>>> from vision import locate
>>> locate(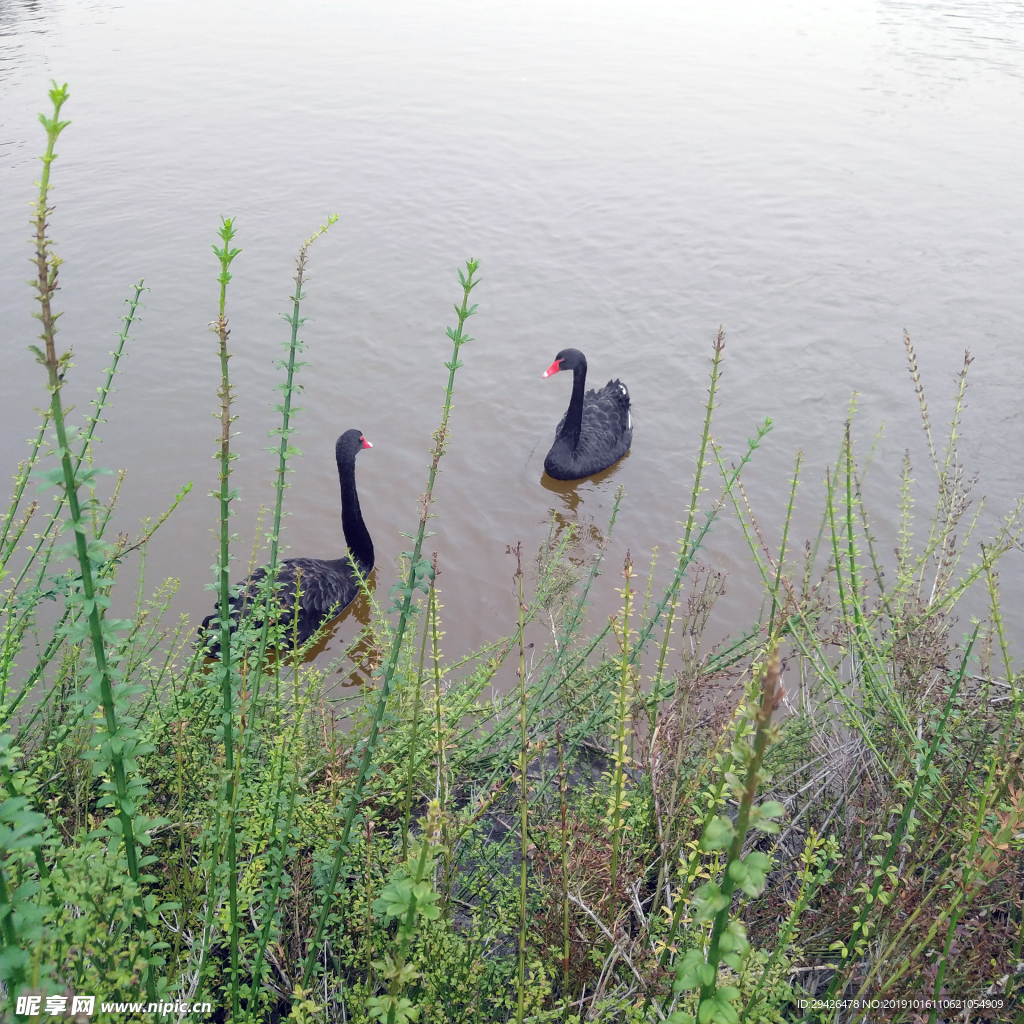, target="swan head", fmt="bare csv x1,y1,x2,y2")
543,348,586,378
336,429,373,463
